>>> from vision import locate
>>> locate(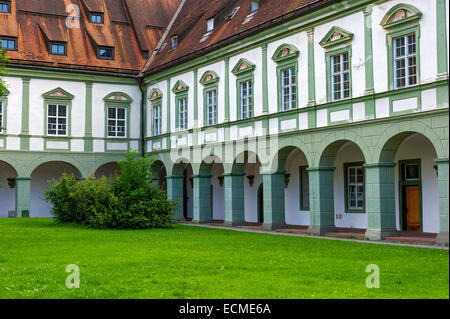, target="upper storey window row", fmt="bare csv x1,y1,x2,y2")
0,0,10,14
